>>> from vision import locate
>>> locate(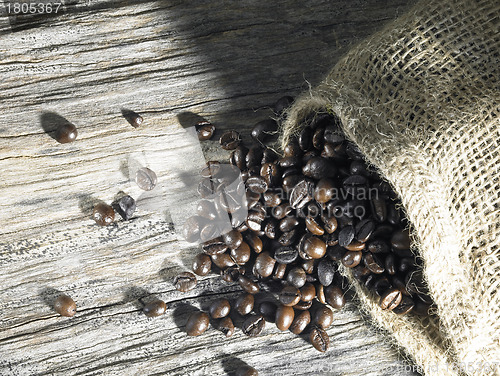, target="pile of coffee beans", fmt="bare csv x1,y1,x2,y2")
178,95,433,353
